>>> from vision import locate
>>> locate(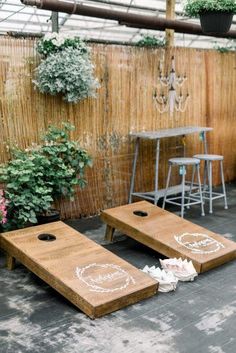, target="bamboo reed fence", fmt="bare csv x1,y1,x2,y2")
0,37,235,218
